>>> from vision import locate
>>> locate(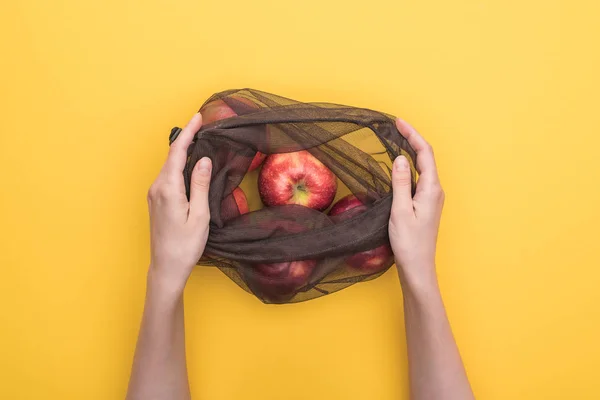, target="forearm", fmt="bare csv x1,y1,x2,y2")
127,271,190,400
401,269,474,400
